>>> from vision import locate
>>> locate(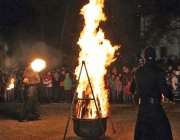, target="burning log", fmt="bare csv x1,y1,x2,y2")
74,91,104,119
